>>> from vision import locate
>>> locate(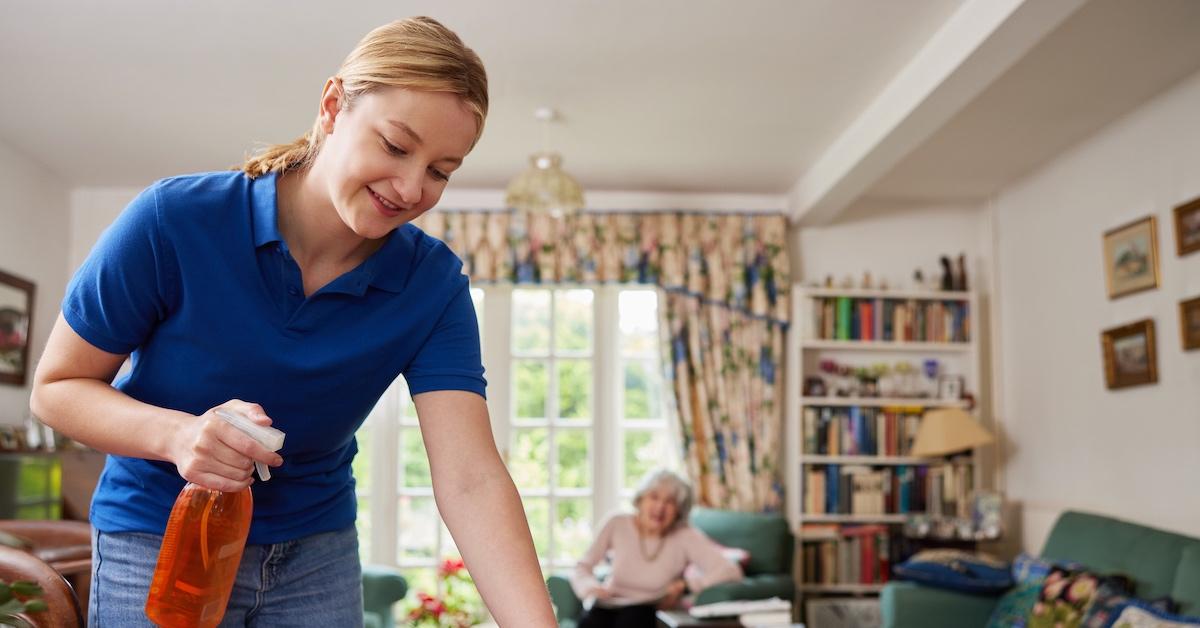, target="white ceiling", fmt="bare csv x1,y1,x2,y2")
866,0,1200,203
2,1,1198,220
0,0,963,193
